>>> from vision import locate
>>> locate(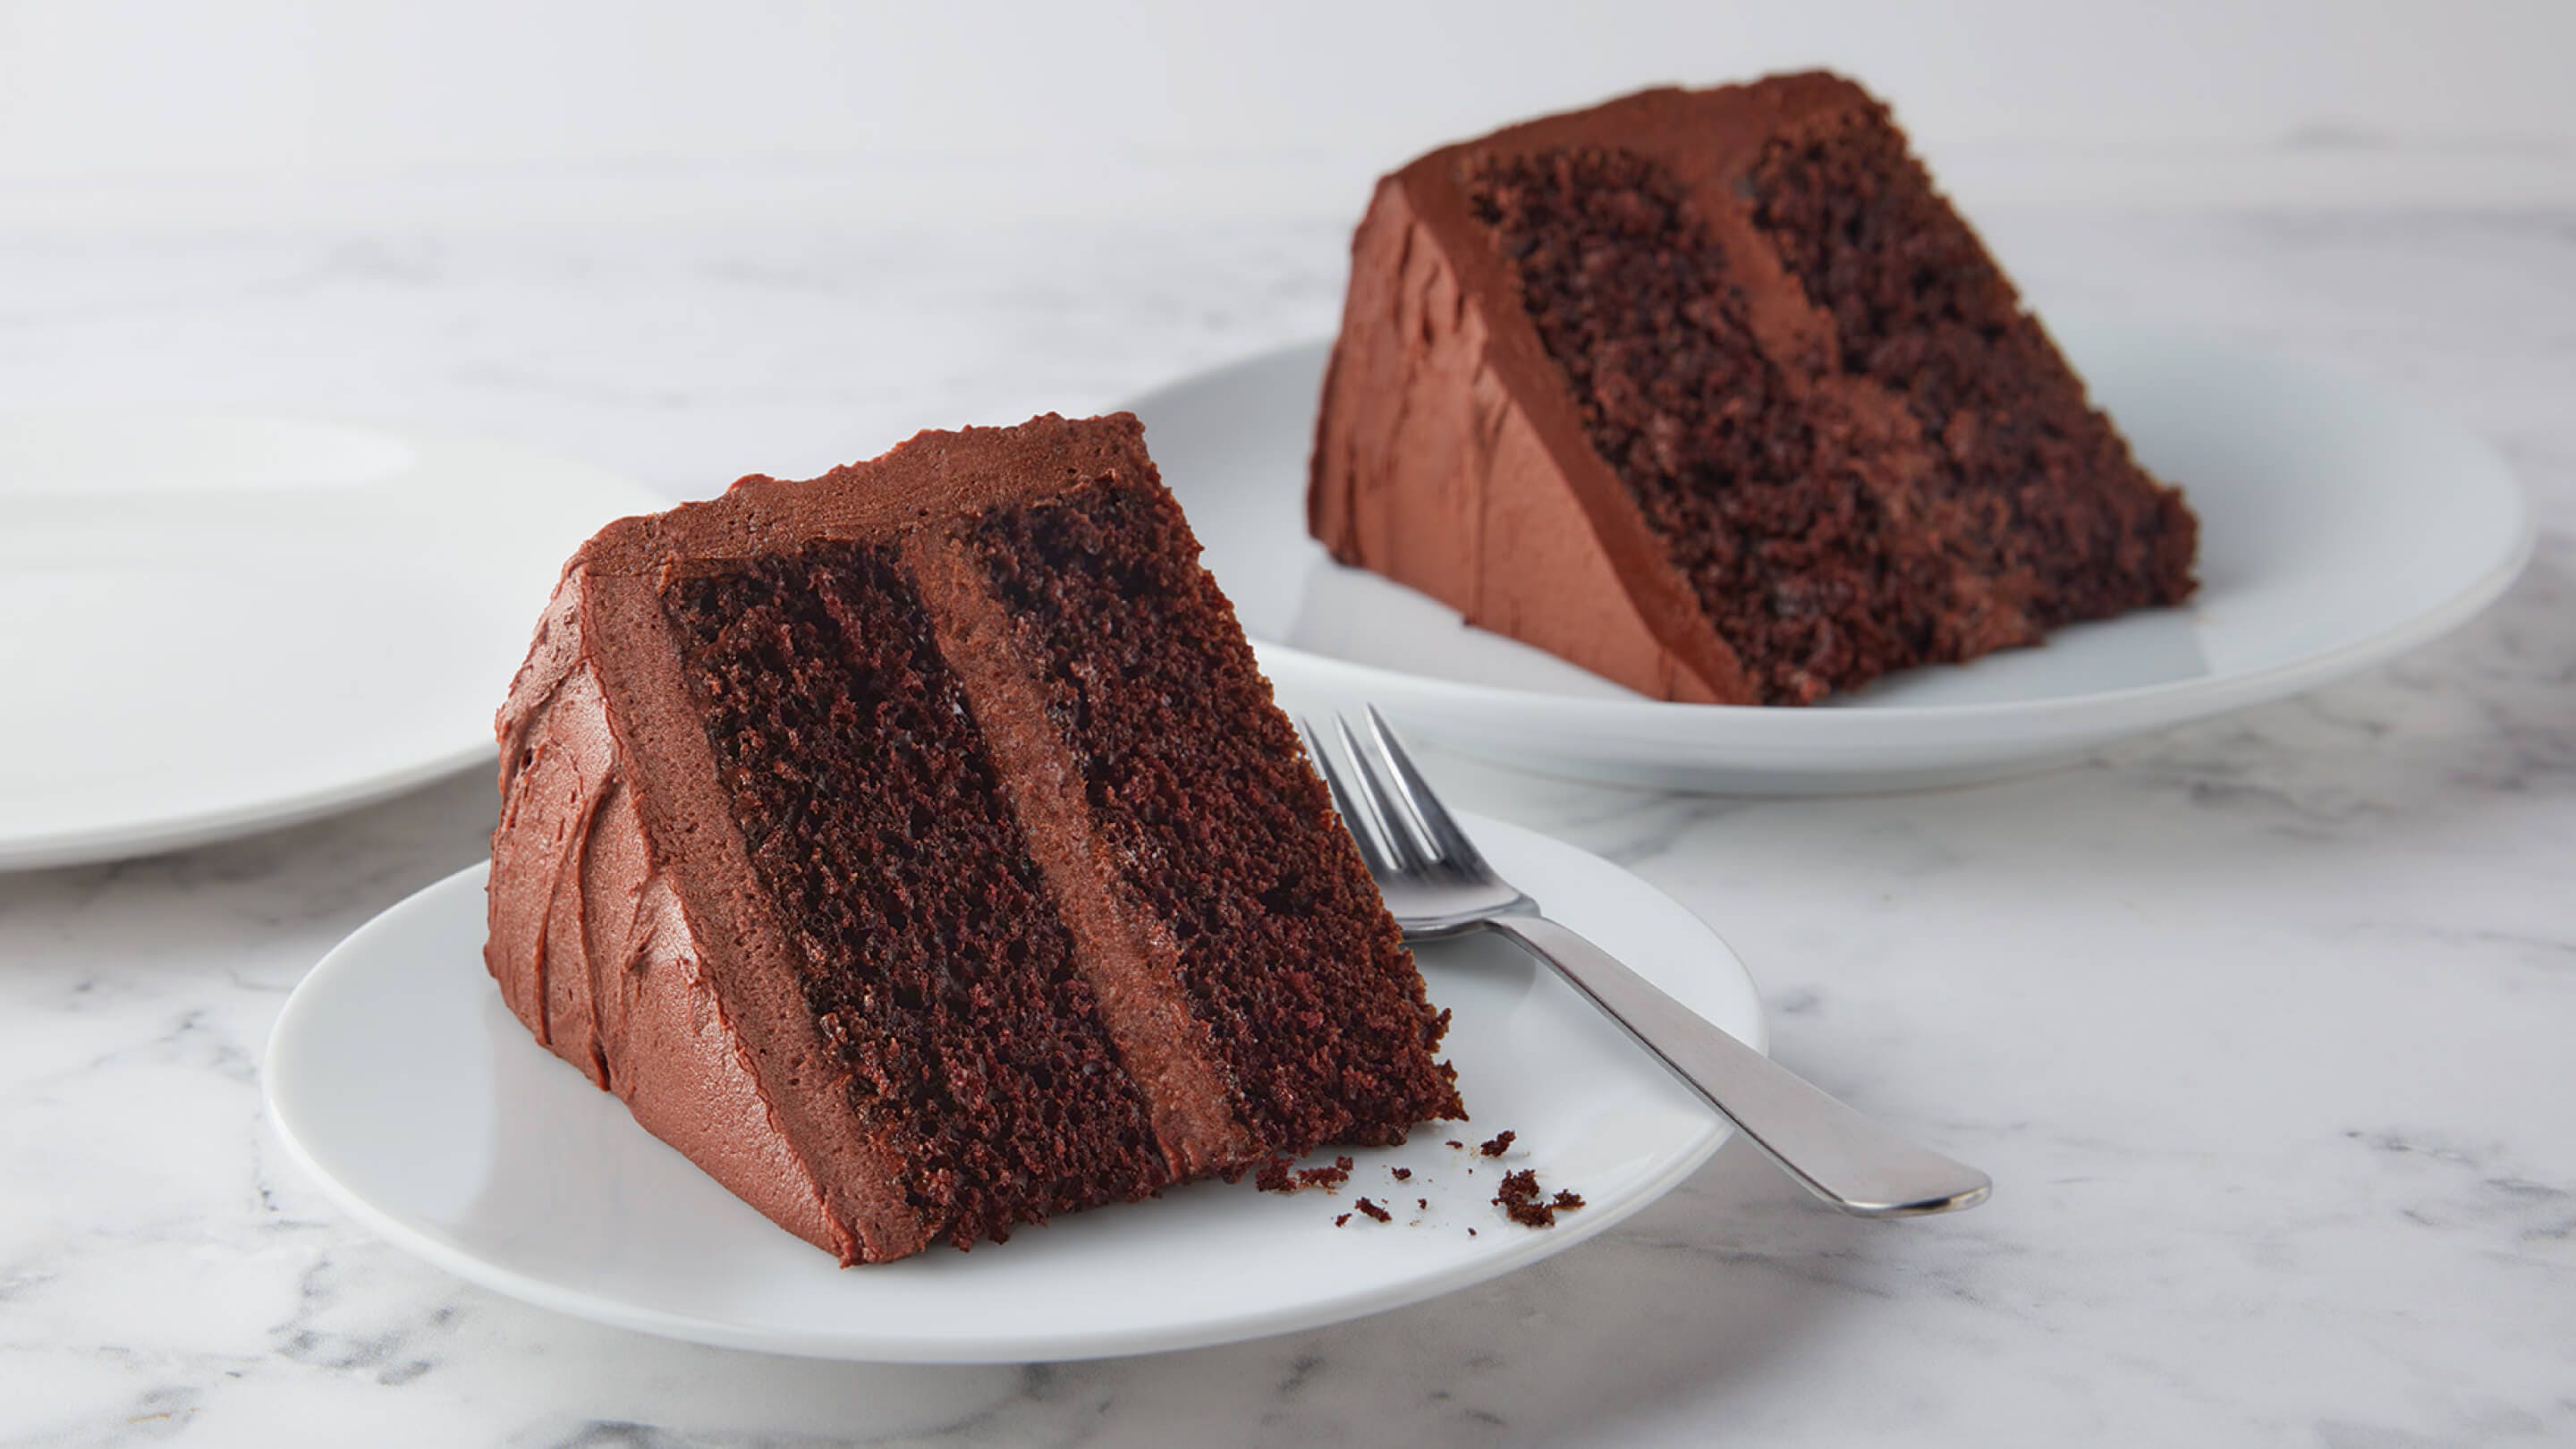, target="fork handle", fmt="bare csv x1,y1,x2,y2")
1488,915,1991,1217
